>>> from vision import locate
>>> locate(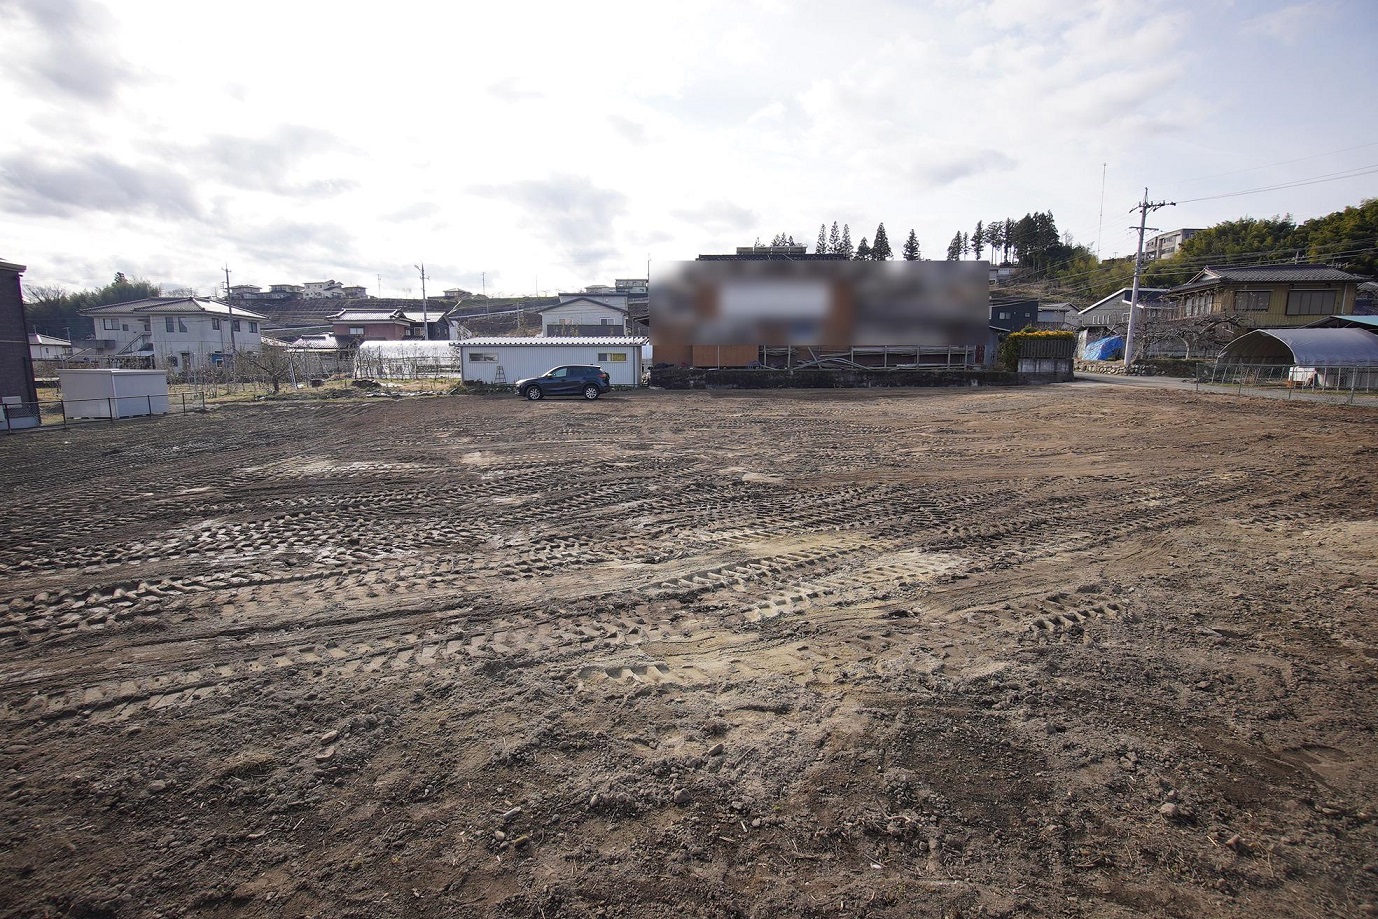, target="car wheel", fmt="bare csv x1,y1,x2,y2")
524,386,544,401
582,384,601,400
